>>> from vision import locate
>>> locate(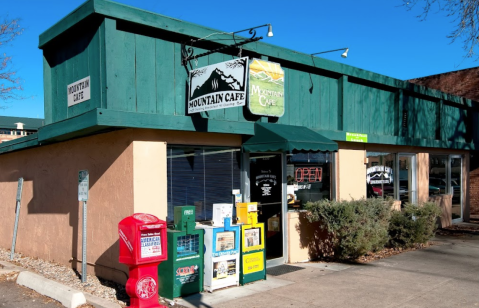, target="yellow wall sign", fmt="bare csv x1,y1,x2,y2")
242,251,264,274
248,59,284,117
